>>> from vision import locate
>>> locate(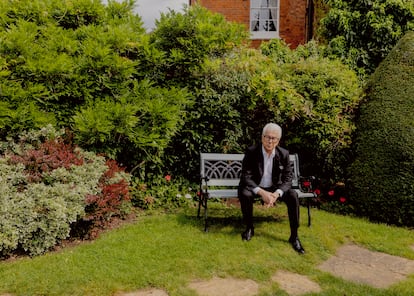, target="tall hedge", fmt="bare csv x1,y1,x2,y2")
348,31,414,226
